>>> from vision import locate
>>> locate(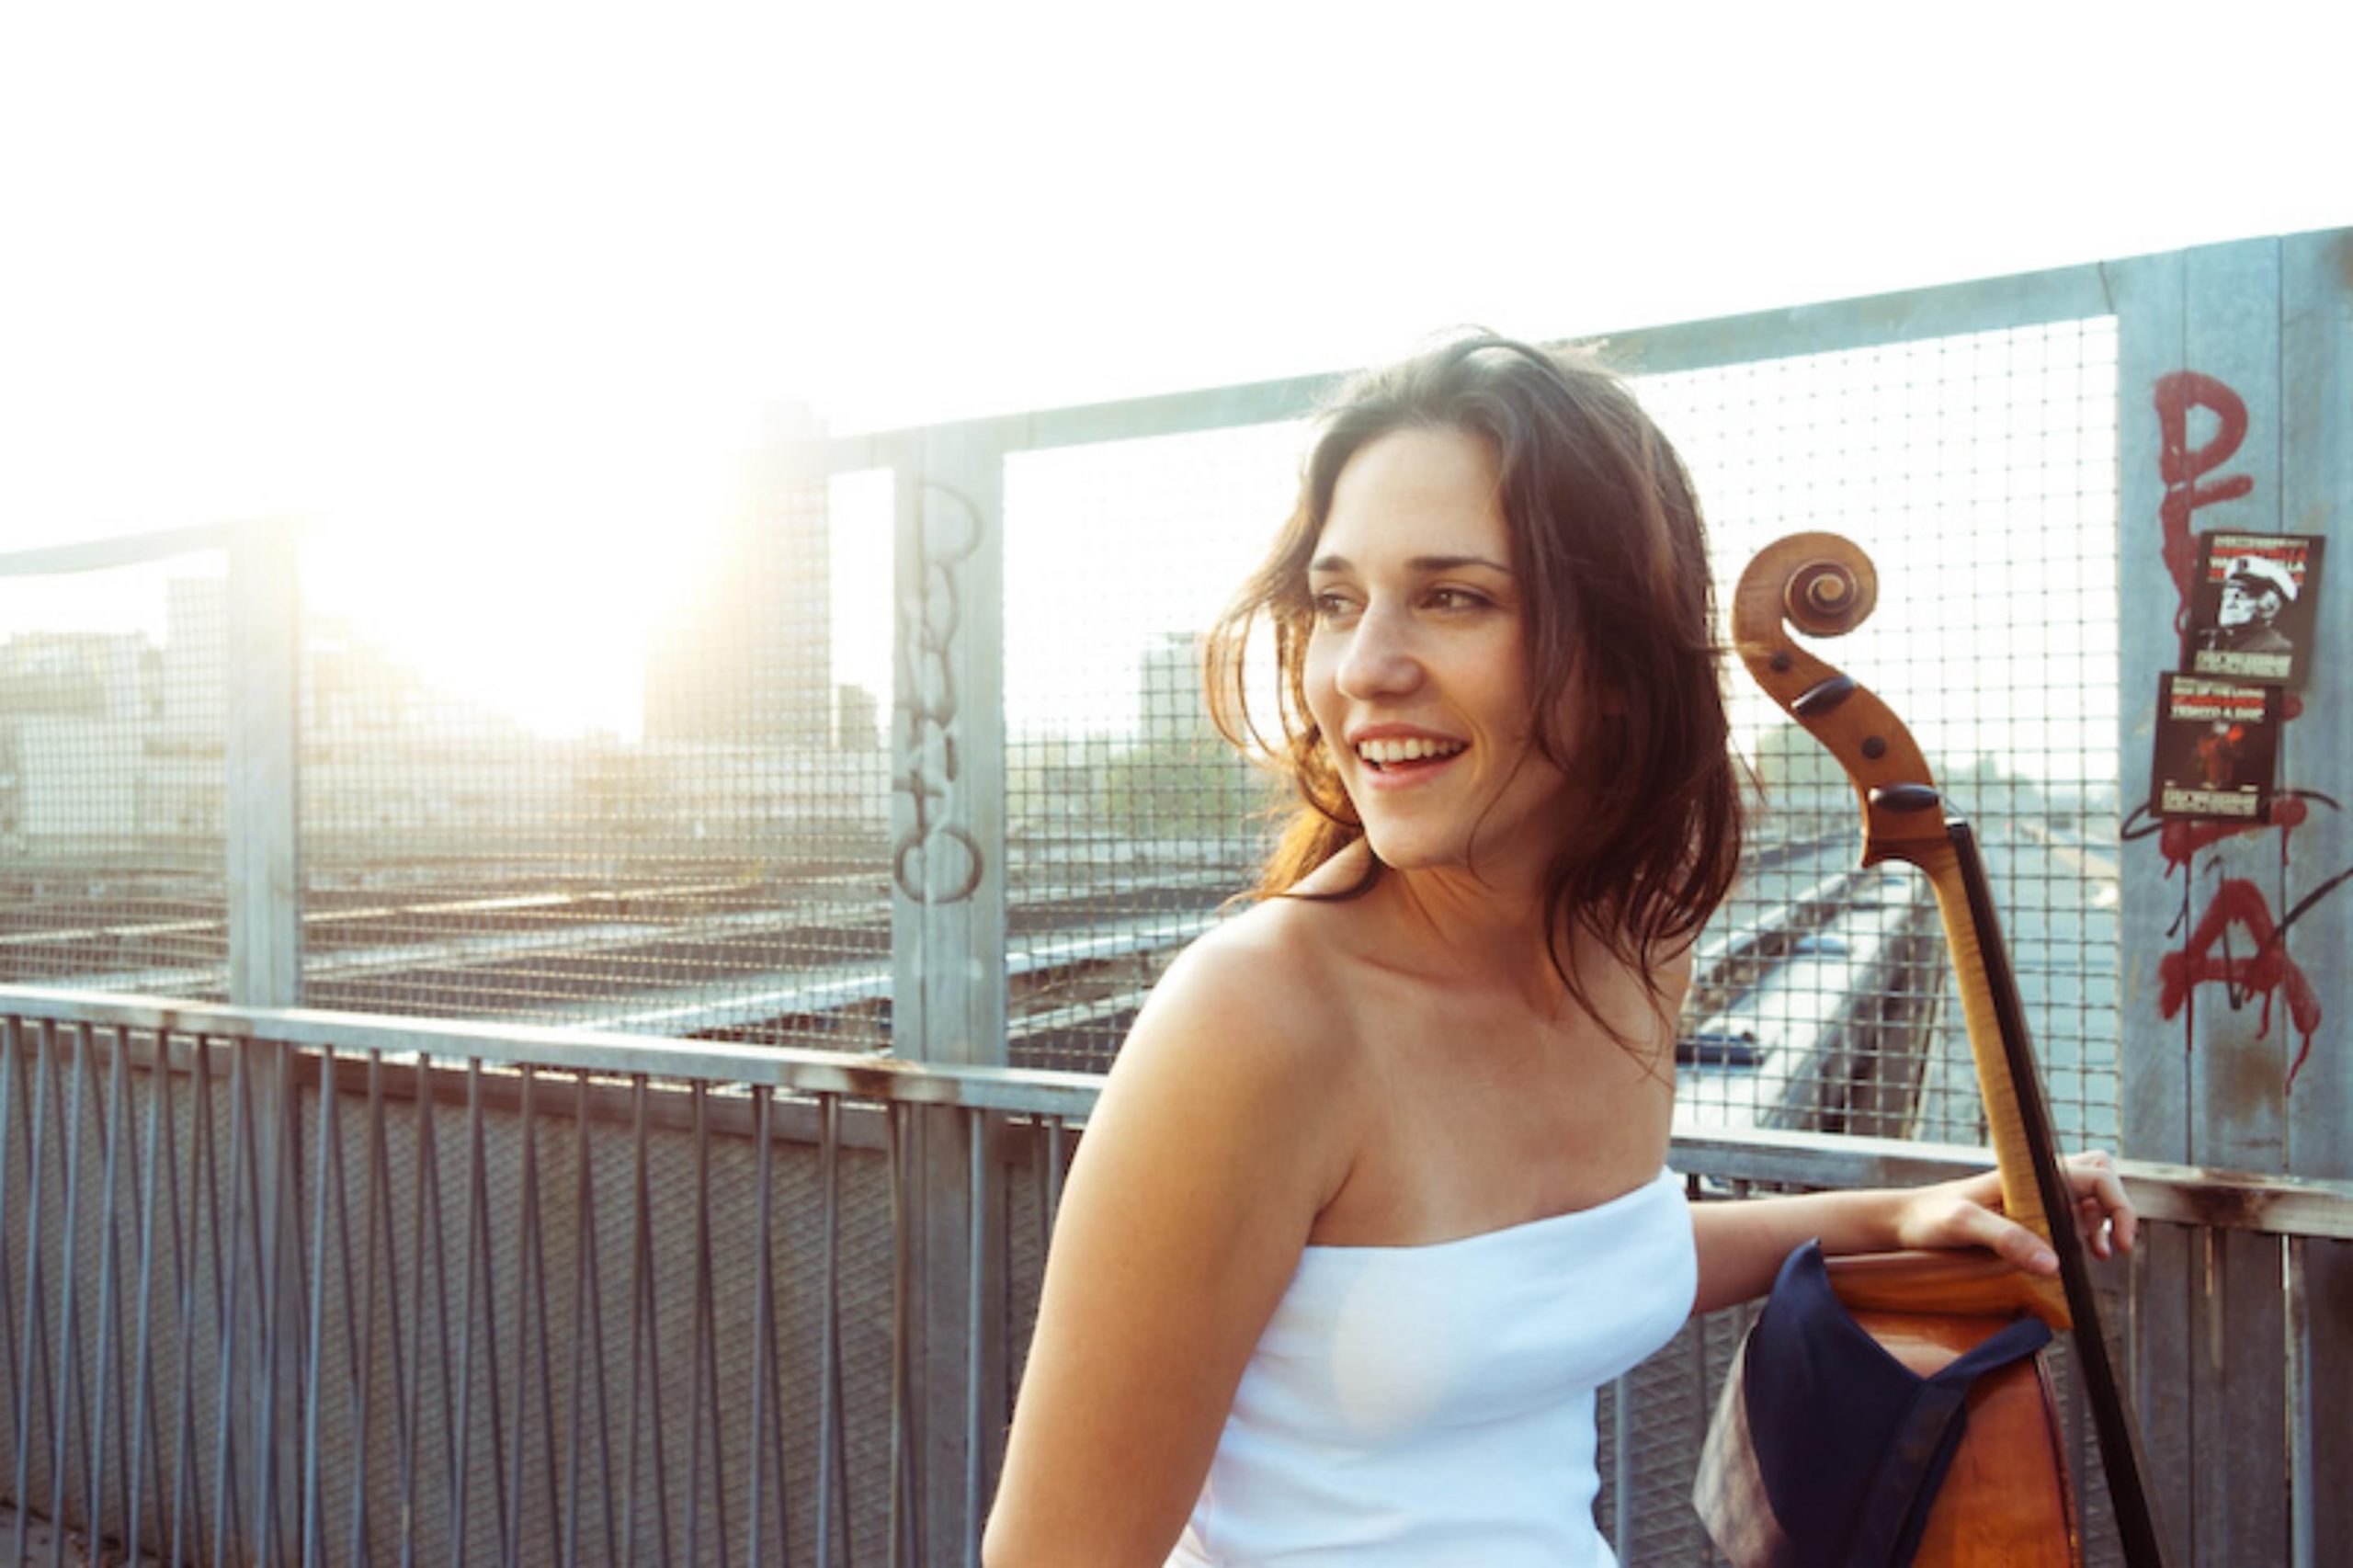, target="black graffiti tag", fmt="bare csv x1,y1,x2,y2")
893,483,985,905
